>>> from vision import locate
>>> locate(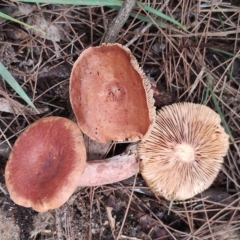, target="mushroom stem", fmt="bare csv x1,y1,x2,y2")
78,153,139,186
